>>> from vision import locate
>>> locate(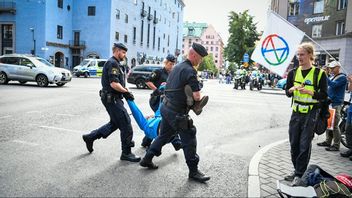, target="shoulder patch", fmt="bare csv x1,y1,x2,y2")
111,68,119,75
